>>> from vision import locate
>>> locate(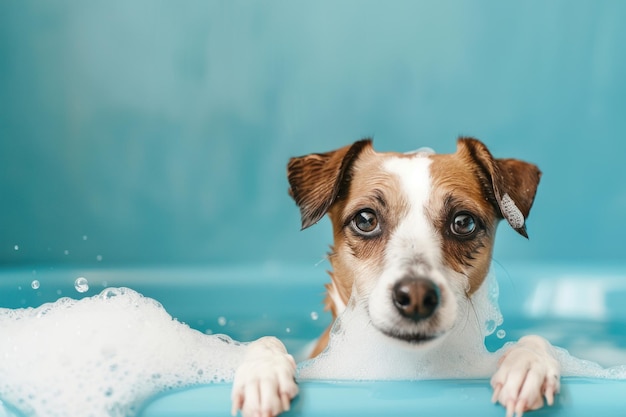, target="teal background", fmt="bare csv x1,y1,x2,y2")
1,1,625,267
